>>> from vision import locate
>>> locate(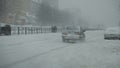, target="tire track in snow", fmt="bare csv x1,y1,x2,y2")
0,44,71,68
